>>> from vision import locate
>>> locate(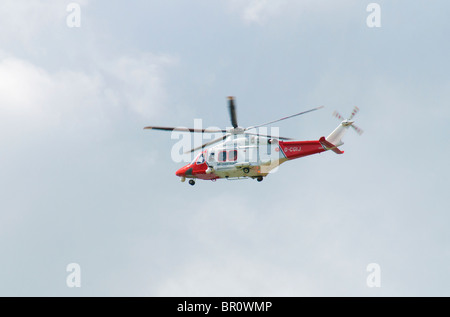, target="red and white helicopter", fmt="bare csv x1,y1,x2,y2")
145,97,362,185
